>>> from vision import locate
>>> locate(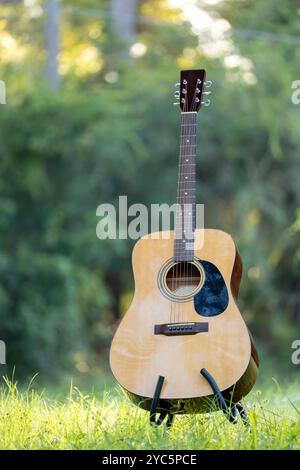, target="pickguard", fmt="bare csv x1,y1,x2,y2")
194,260,229,317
